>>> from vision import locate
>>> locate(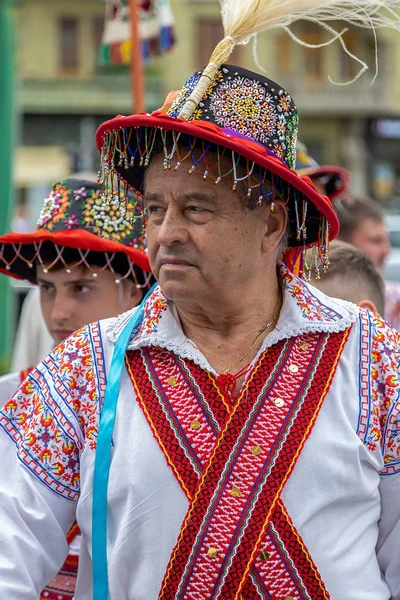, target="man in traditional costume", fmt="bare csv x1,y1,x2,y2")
1,0,400,597
0,178,152,600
